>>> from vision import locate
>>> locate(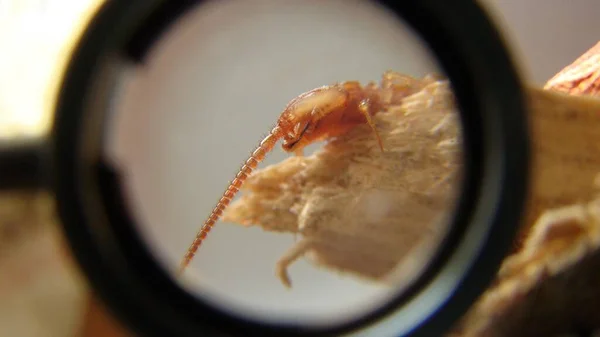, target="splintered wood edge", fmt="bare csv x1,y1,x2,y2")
544,41,600,96
449,197,600,337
